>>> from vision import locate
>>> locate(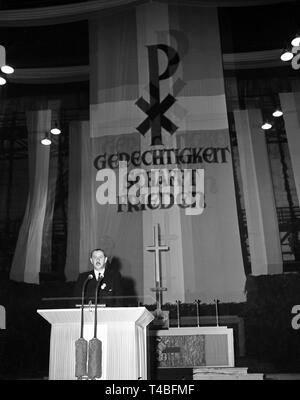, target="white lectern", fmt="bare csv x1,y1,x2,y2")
37,307,154,380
